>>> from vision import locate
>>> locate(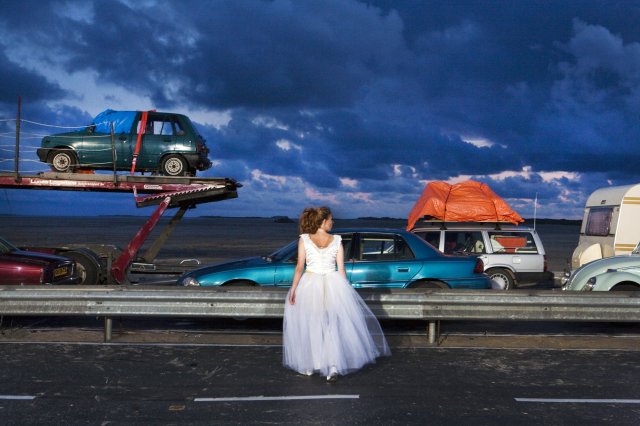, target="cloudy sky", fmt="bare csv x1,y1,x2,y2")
1,0,639,220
